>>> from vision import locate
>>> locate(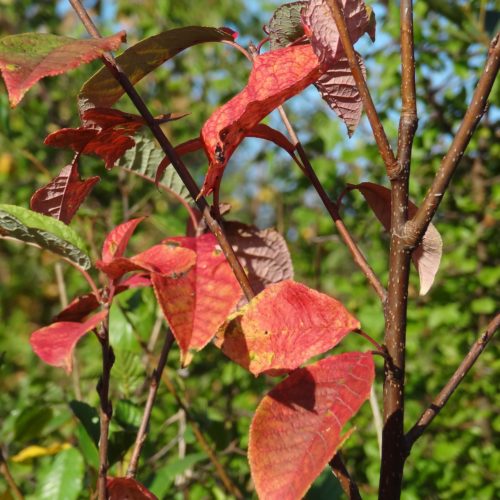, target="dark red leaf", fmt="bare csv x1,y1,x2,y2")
153,233,242,365
30,157,99,224
0,31,125,107
107,477,157,500
215,280,360,376
249,352,374,499
30,310,108,372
